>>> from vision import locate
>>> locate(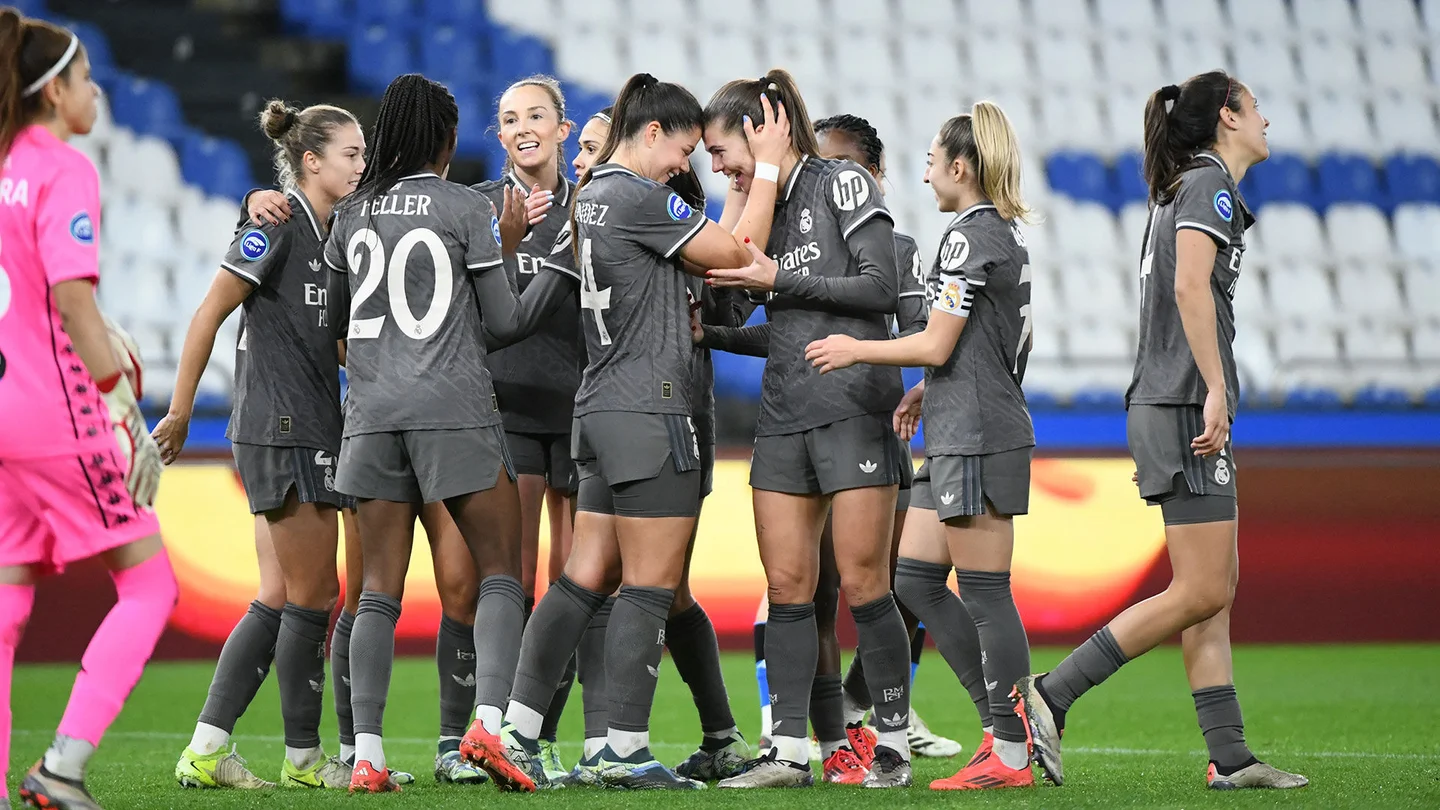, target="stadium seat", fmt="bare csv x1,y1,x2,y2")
762,0,825,30
1245,152,1315,209
1364,42,1431,94
421,0,489,30
695,30,766,91
1357,0,1428,42
1293,0,1358,40
1166,33,1230,80
1316,153,1386,210
621,32,695,83
111,136,184,205
1029,319,1064,363
353,0,418,31
1297,35,1366,94
711,351,765,399
966,36,1030,94
833,32,895,90
961,0,1030,33
1267,263,1338,324
1059,261,1133,322
1036,33,1098,92
1053,202,1123,262
419,26,487,94
1372,95,1440,158
631,0,693,31
487,30,553,85
347,25,415,95
1414,323,1440,359
107,77,186,142
555,0,625,33
1095,0,1159,35
1028,267,1064,327
555,36,627,93
1227,0,1292,40
1393,204,1440,265
1066,320,1134,362
1046,151,1112,207
1112,151,1146,205
766,34,832,97
1344,323,1410,362
899,31,964,94
1351,384,1413,408
1326,204,1395,268
1098,34,1165,97
1274,323,1343,369
1424,0,1440,32
1117,201,1150,253
1307,94,1377,157
898,0,961,30
1257,204,1328,264
289,0,350,38
179,135,253,201
832,0,889,30
1336,266,1405,323
1039,95,1112,155
1404,266,1440,320
1385,154,1440,208
1232,35,1300,101
1160,0,1224,34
